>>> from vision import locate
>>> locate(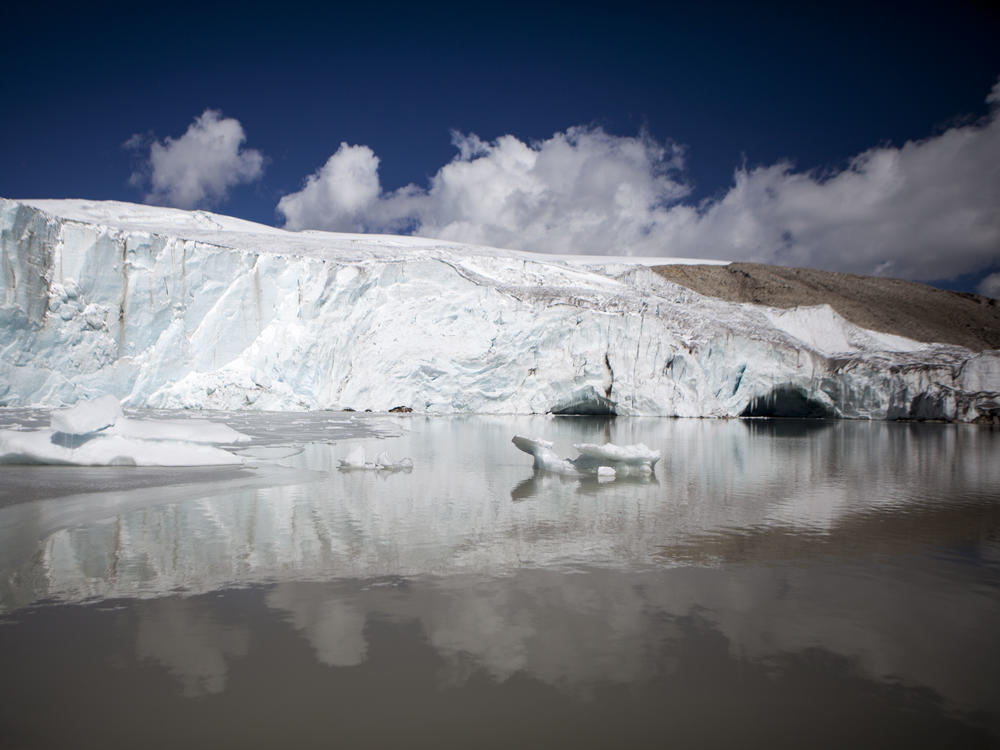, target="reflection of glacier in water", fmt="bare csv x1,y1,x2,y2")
5,415,996,605
0,412,998,745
